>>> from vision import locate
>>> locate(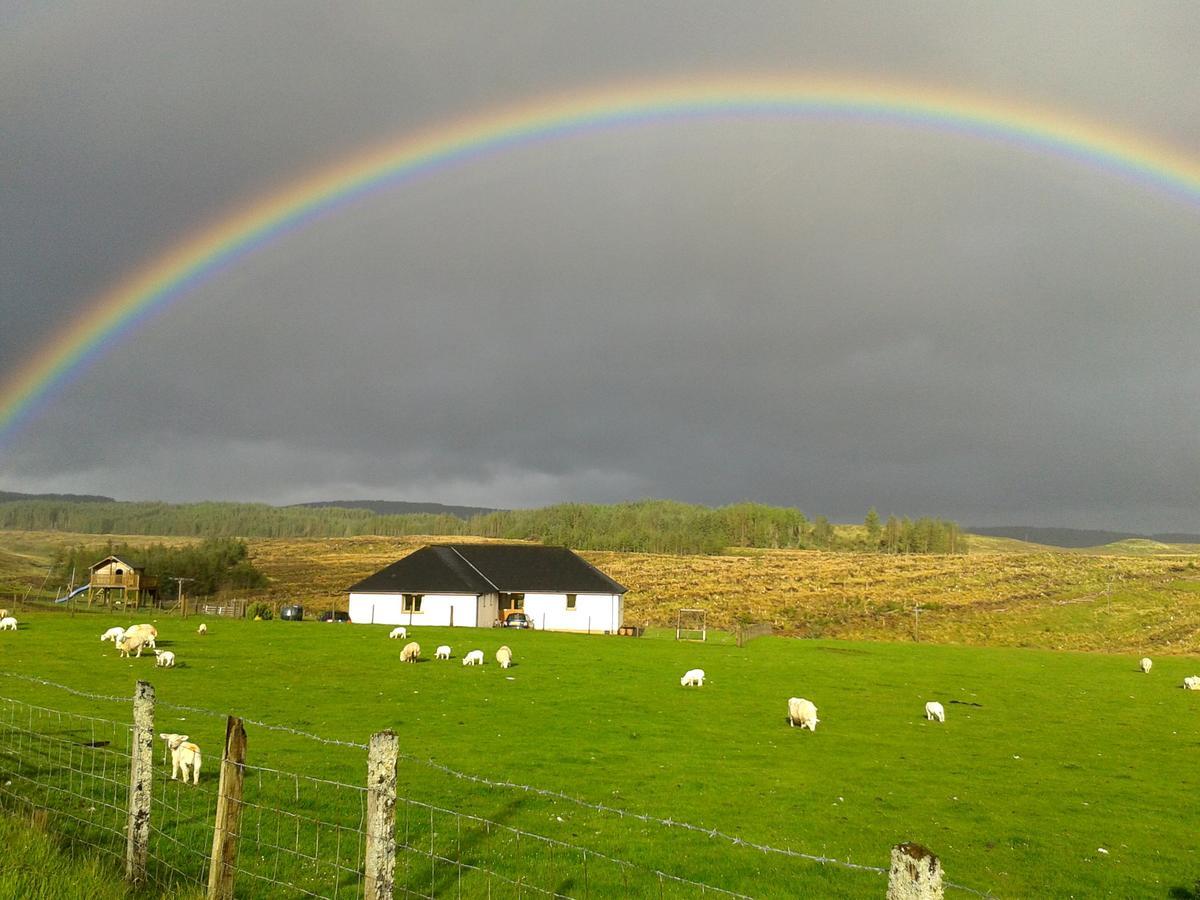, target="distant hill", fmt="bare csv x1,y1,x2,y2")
970,526,1200,548
289,499,499,520
0,490,115,504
